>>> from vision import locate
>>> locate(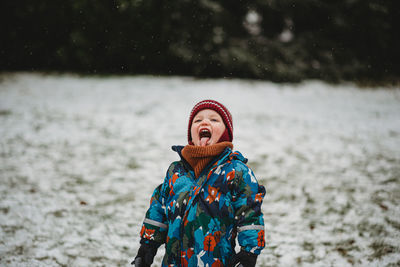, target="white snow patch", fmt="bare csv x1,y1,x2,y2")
0,73,399,266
